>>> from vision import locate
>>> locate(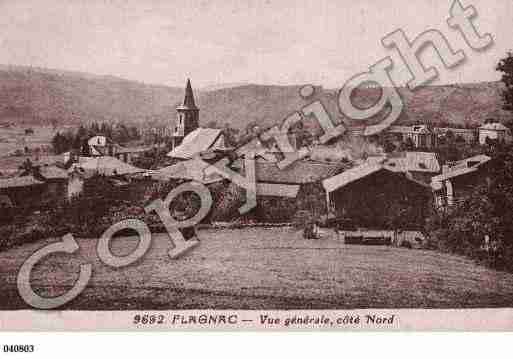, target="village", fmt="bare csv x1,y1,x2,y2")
0,79,510,249
2,74,513,311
